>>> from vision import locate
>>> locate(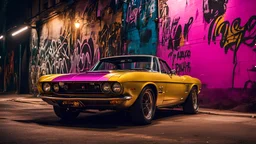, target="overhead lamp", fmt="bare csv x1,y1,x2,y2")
12,26,28,36
74,20,80,29
0,35,3,40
